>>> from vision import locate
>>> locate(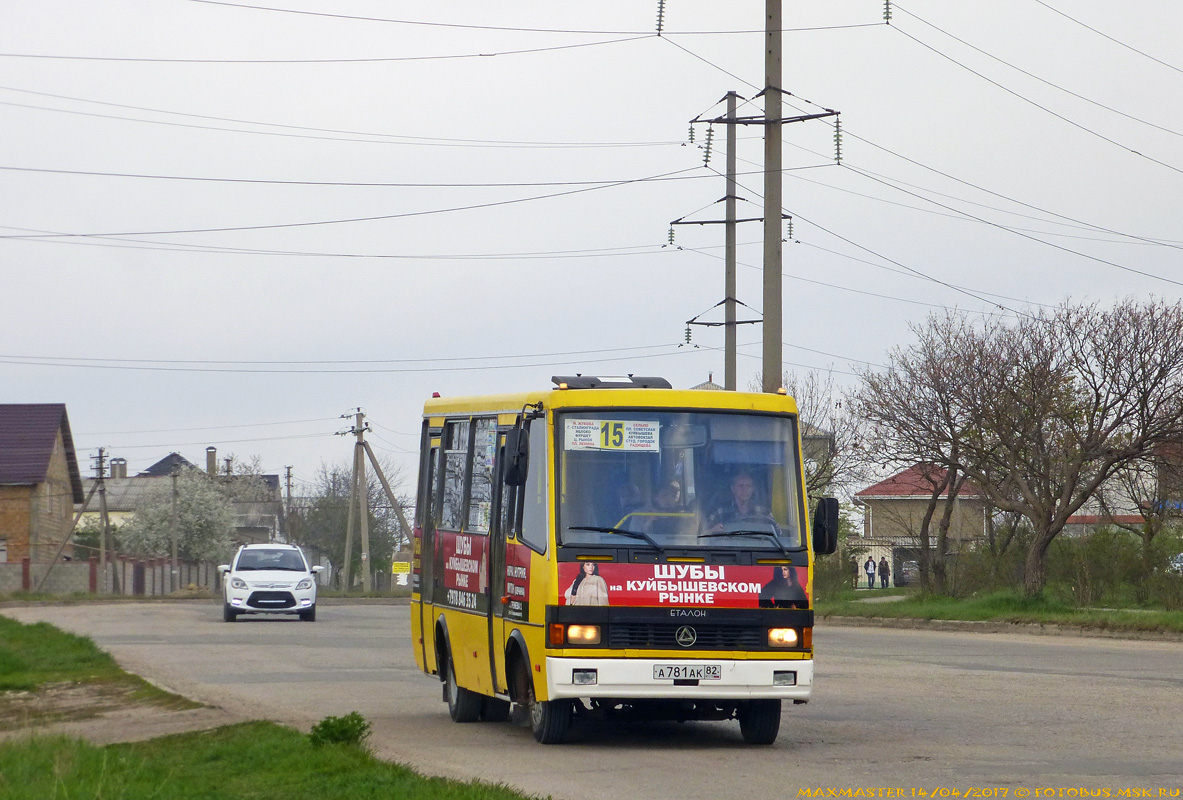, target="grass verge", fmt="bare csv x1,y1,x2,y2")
816,590,1183,634
0,615,197,724
0,722,536,800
